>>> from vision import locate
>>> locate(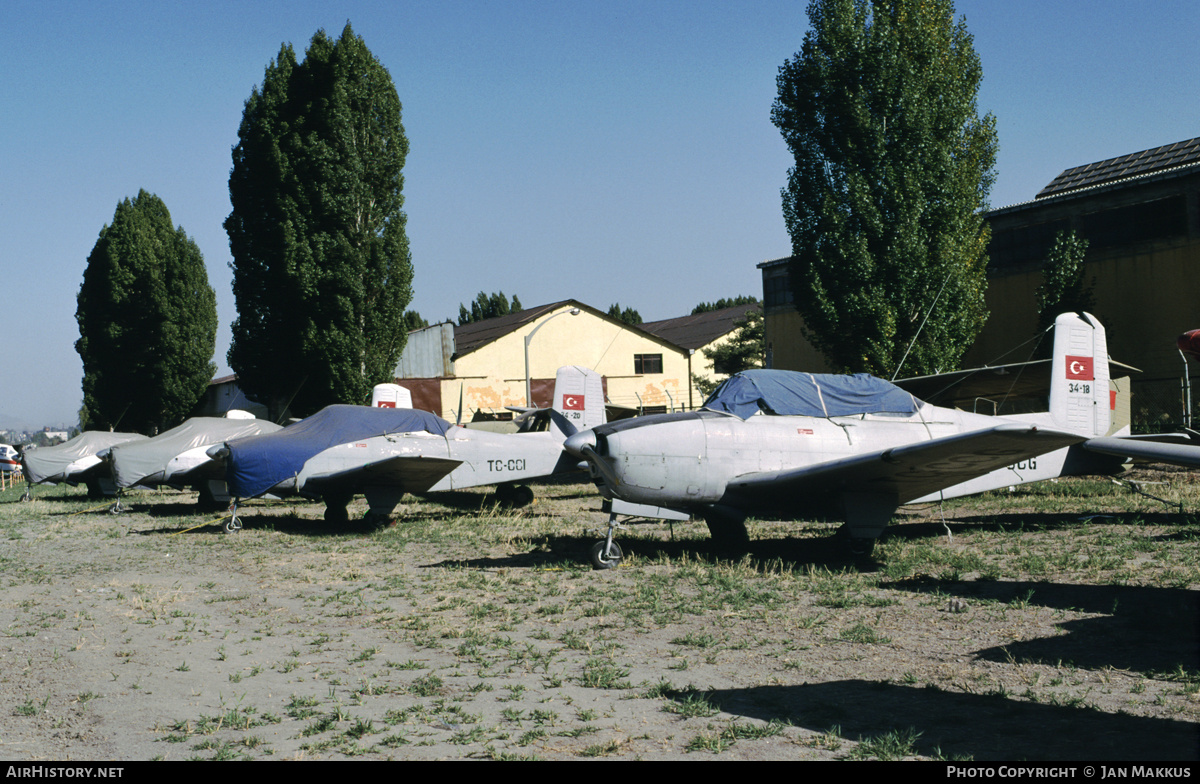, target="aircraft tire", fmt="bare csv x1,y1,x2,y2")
362,510,391,530
590,540,623,570
196,484,225,511
324,502,350,526
497,483,534,508
704,516,750,551
836,524,876,557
